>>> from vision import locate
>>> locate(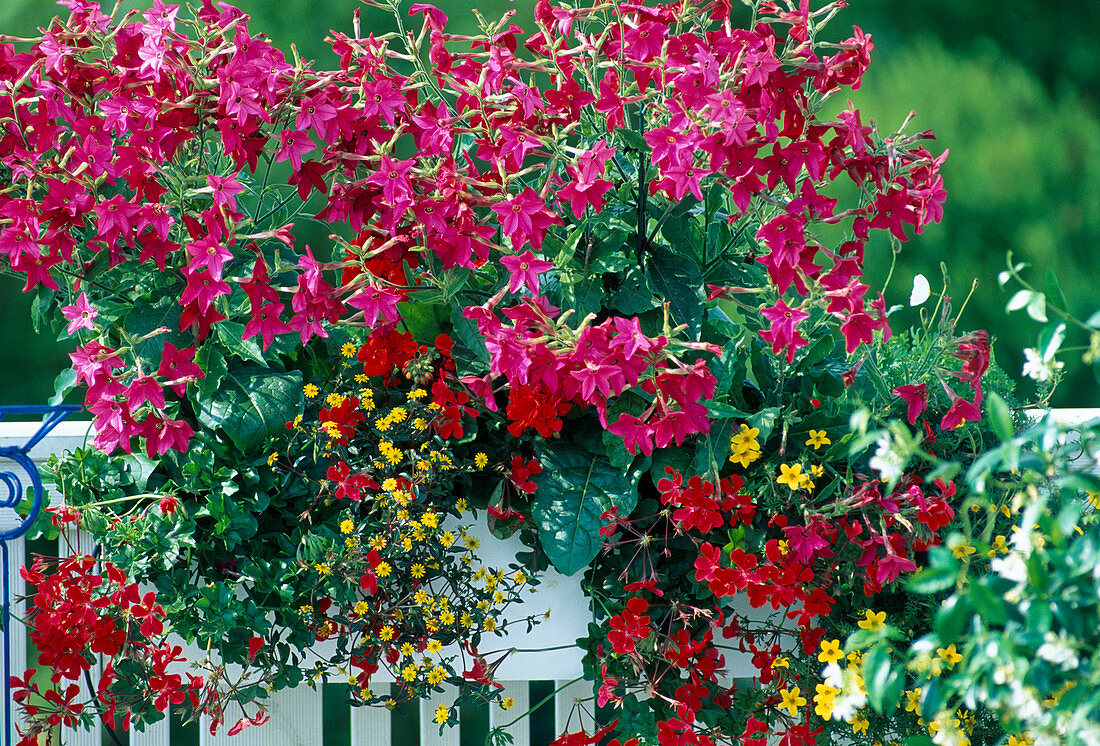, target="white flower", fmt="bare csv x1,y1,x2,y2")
821,662,867,721
1036,630,1079,670
910,273,931,306
870,433,905,483
1021,348,1061,382
991,553,1028,583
